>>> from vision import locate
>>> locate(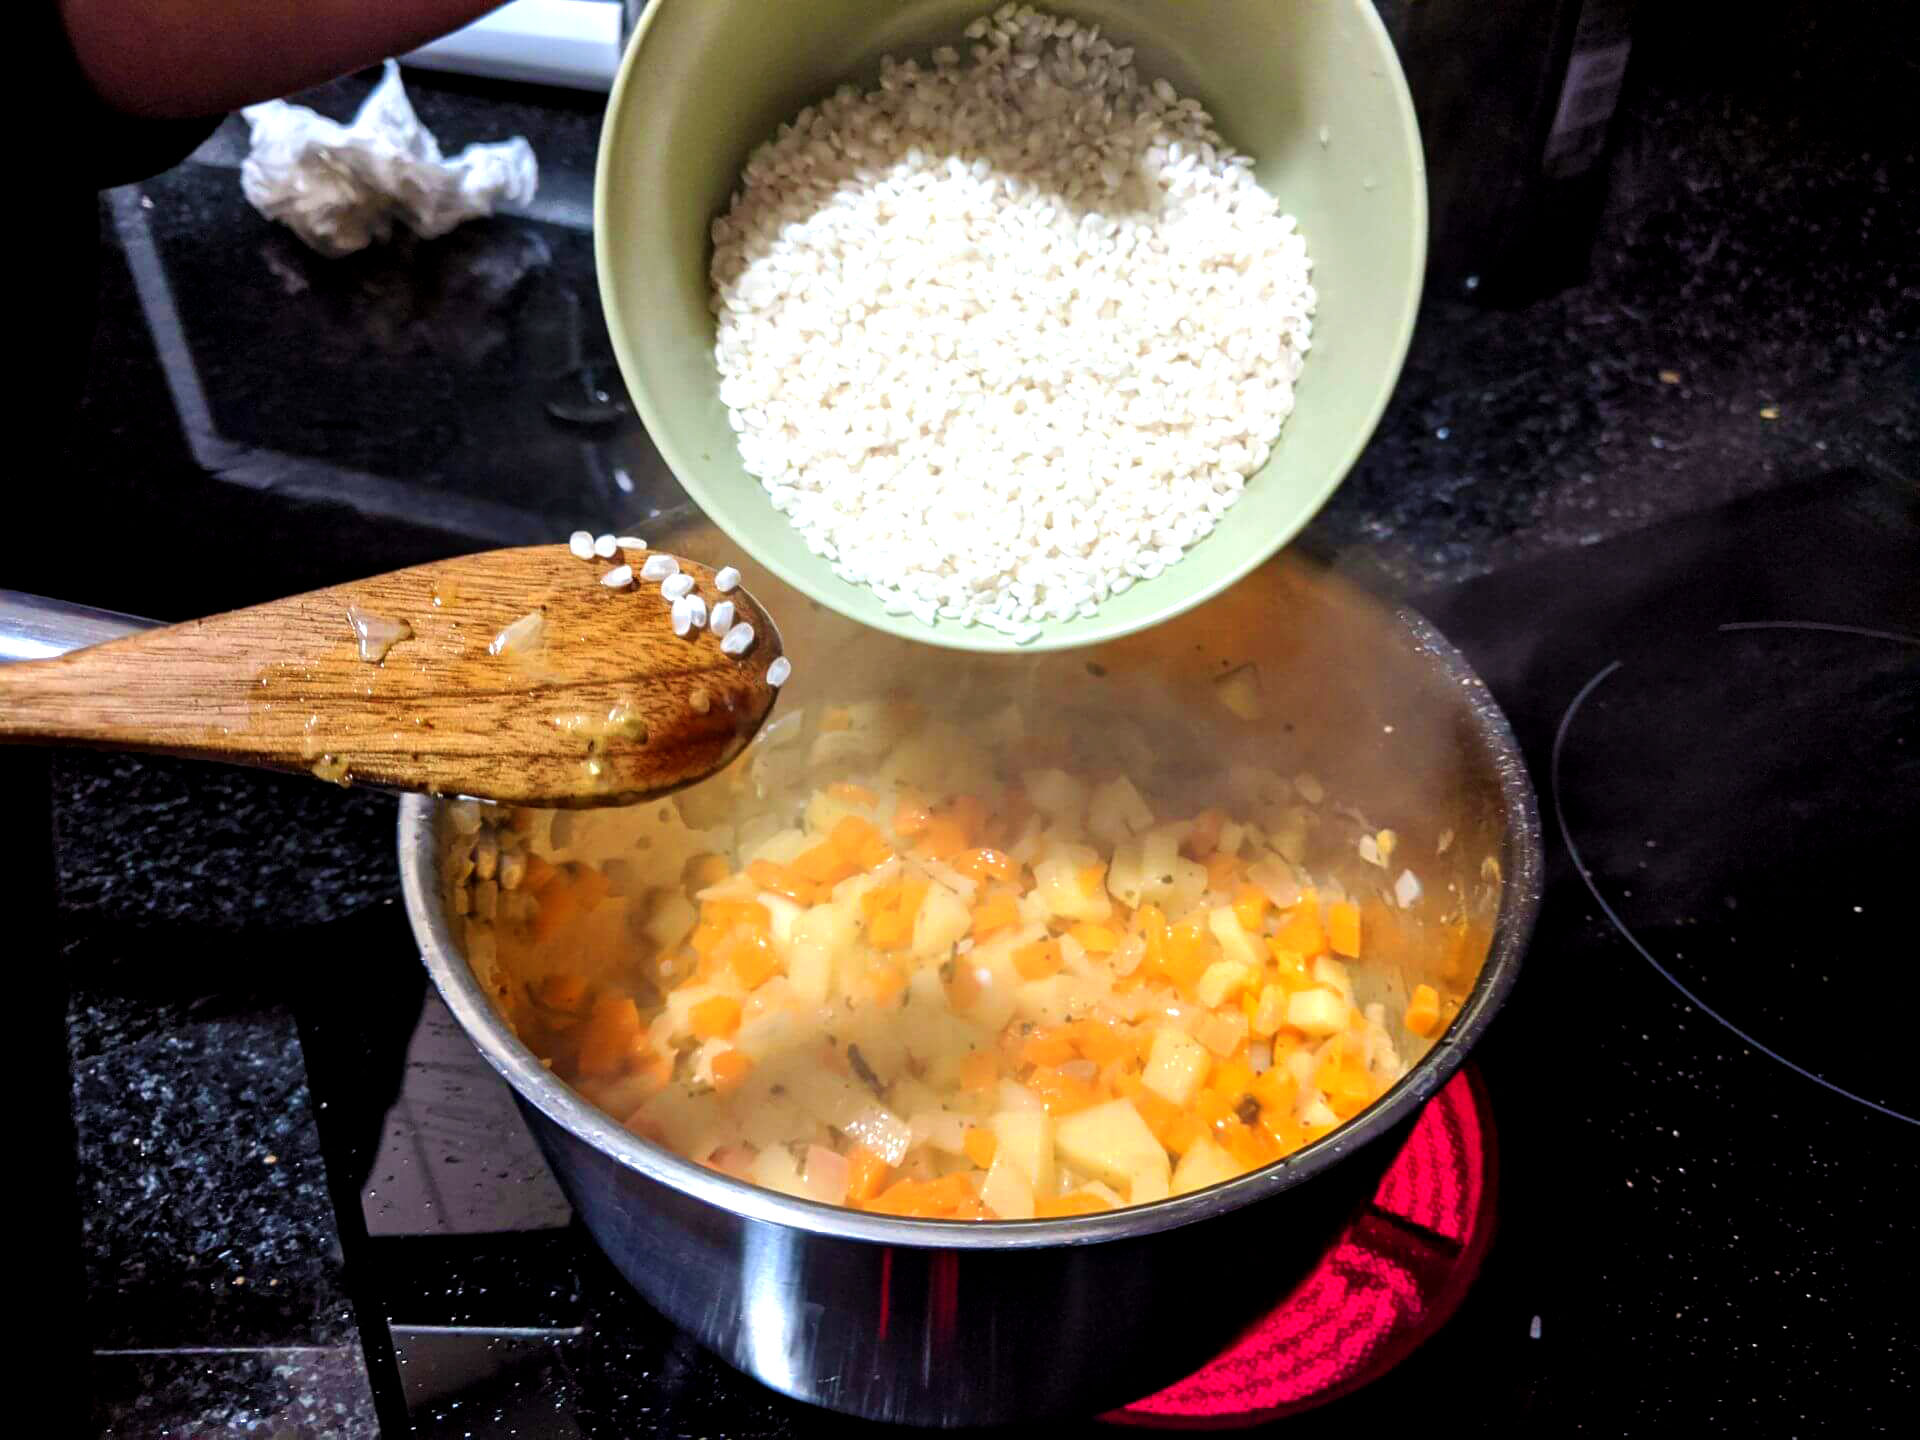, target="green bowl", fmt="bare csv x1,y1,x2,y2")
596,0,1426,653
